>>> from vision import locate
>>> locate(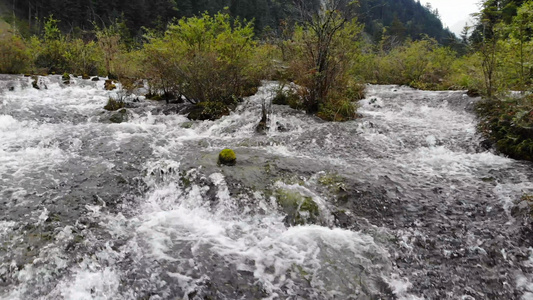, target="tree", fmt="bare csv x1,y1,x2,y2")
286,0,363,119
507,1,533,91
473,0,504,98
94,21,122,77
